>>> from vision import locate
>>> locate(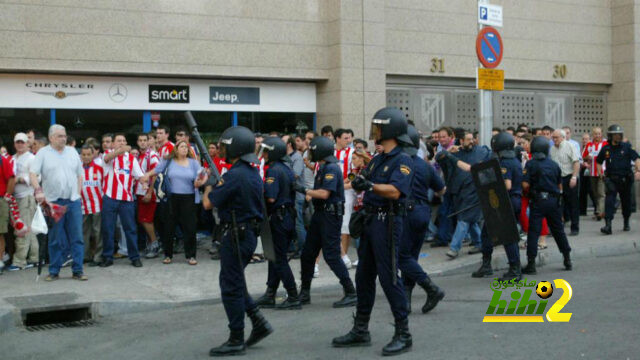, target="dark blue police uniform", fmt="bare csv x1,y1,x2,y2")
263,161,297,292
481,156,522,263
400,155,443,289
522,158,571,258
596,142,639,221
358,146,413,321
209,160,264,332
300,161,352,286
